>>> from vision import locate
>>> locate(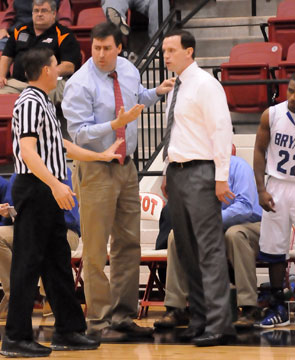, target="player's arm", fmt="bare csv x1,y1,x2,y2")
254,108,275,212
20,137,75,210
